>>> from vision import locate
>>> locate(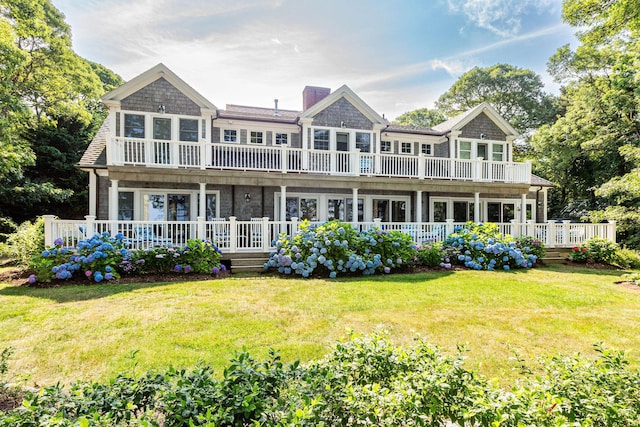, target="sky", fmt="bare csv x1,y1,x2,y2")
53,0,578,121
